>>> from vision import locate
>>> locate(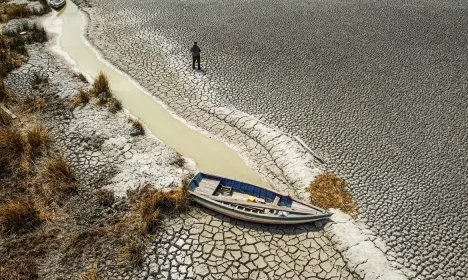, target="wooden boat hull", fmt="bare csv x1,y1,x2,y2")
192,193,331,224
189,172,332,225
